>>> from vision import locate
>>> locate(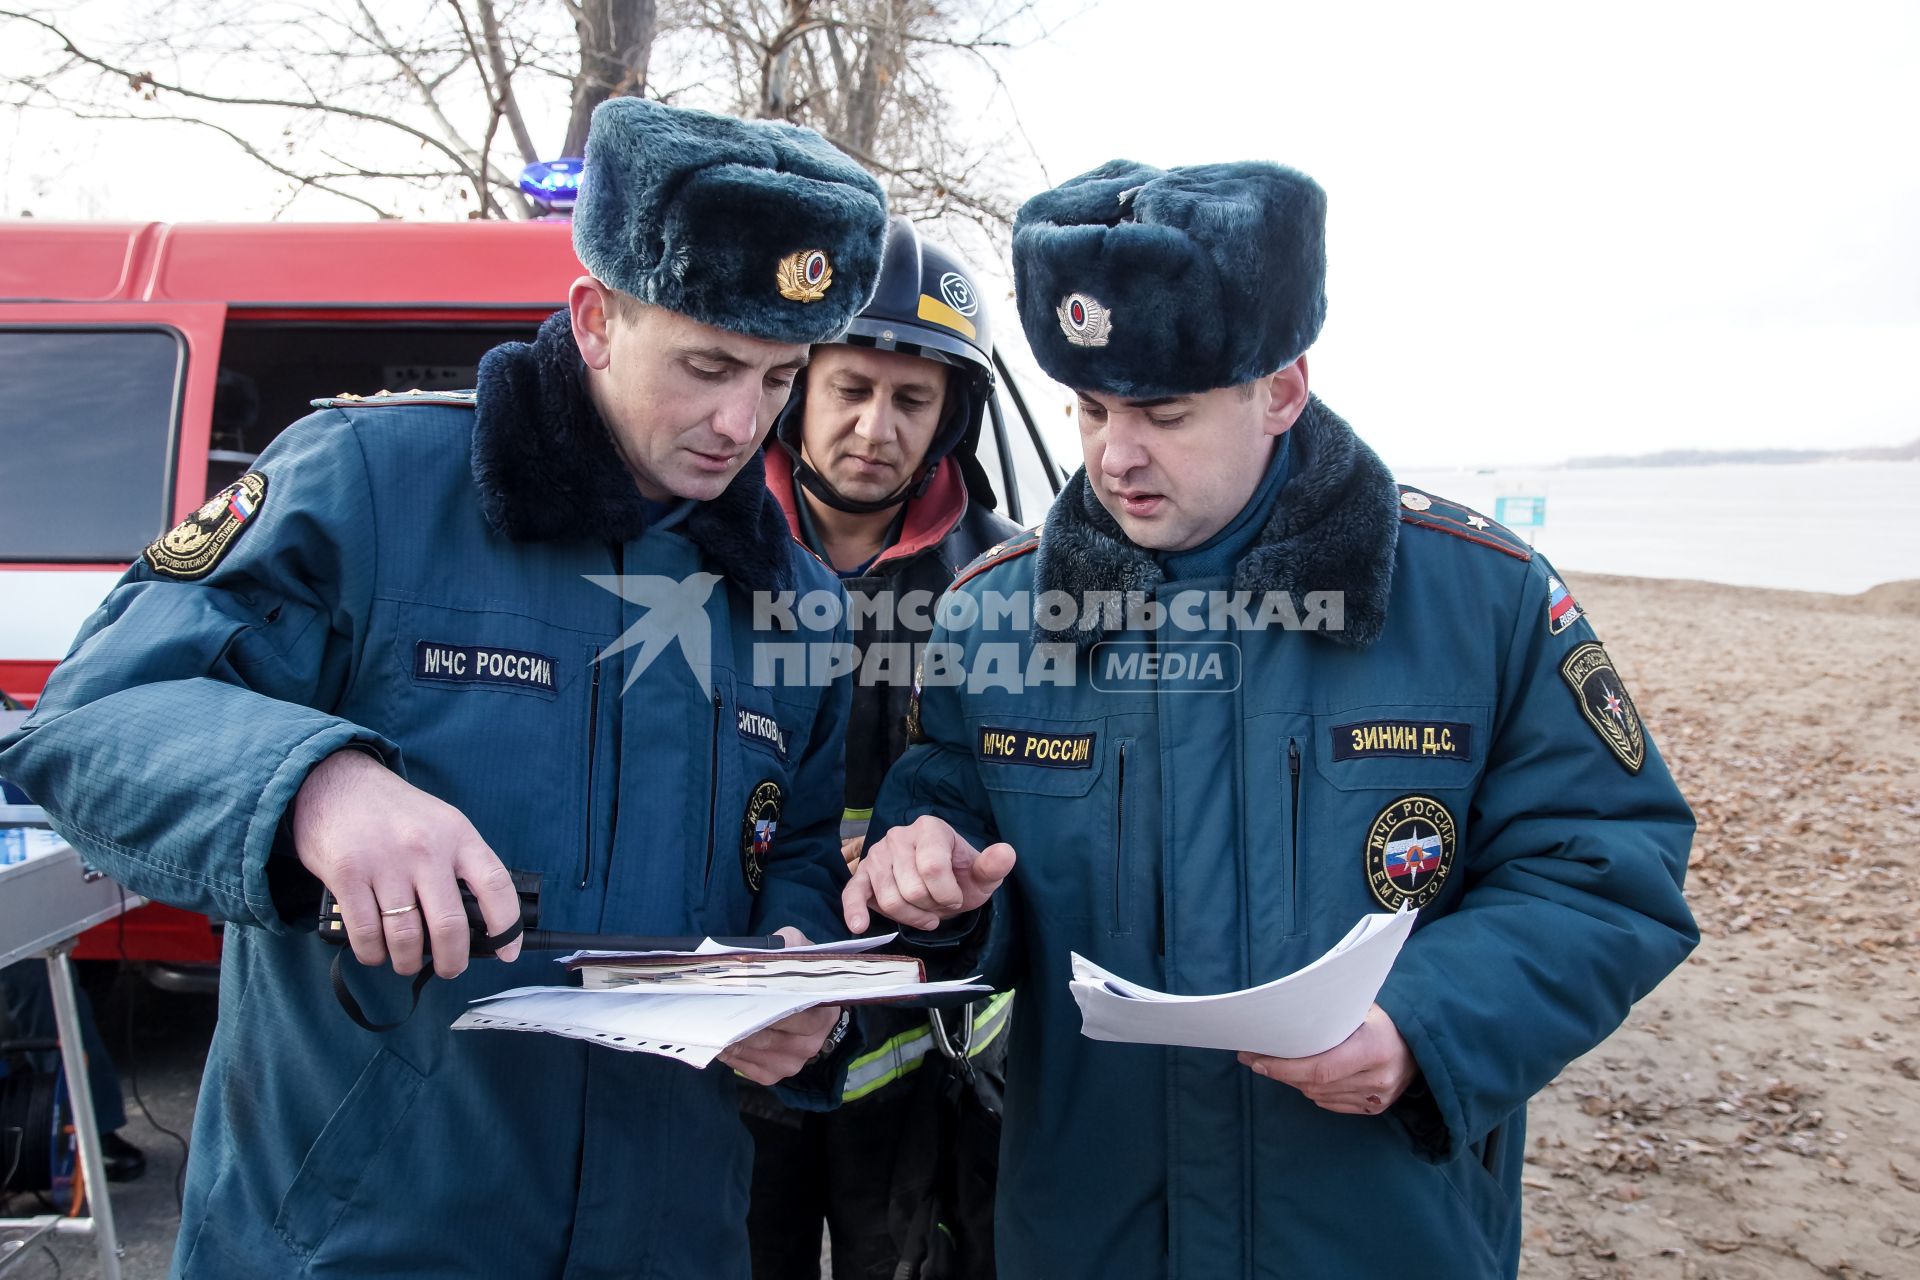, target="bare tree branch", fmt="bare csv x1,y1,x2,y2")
472,0,540,164
562,0,657,156
79,109,403,218
1,7,499,202
352,0,511,214
311,148,473,181
2,0,1072,228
